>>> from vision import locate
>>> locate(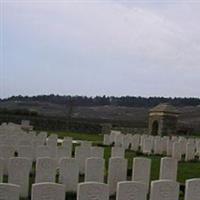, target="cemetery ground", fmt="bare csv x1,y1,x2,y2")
53,131,200,181
0,128,199,200
8,130,199,200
